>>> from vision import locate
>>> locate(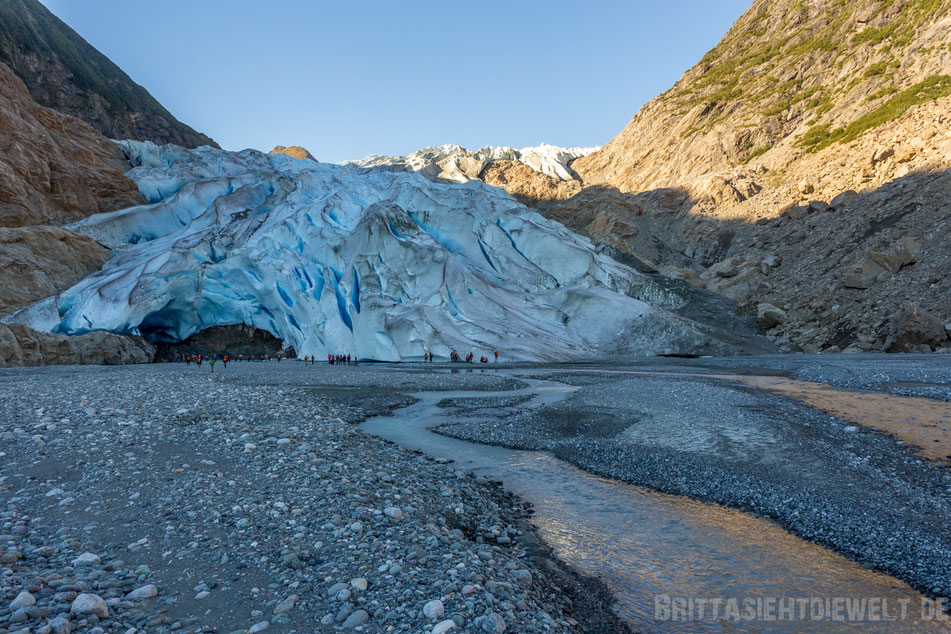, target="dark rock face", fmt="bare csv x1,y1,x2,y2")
153,325,288,361
0,0,217,149
0,324,155,367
